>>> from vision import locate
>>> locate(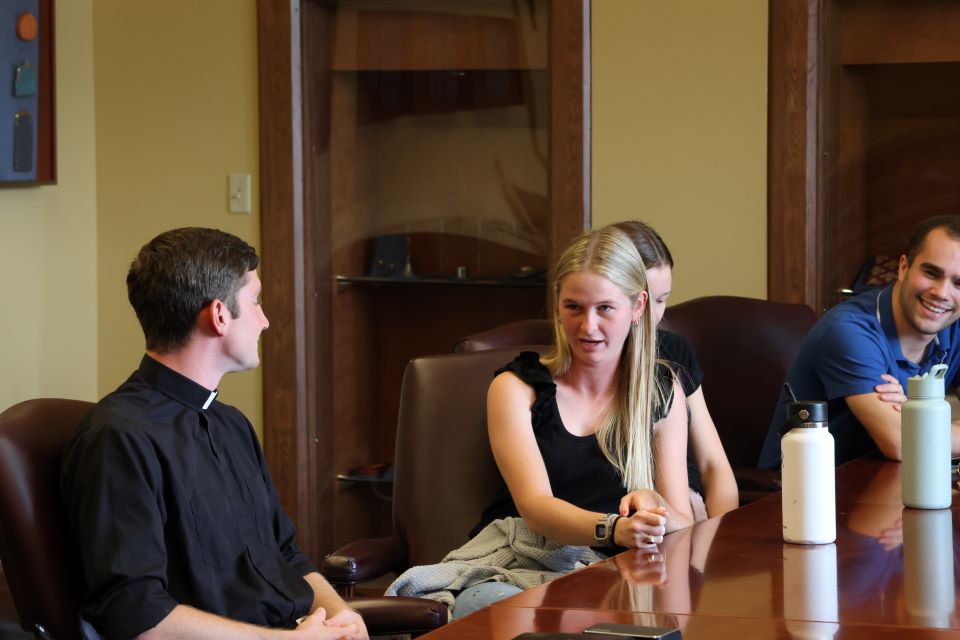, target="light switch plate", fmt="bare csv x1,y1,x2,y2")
228,174,251,214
